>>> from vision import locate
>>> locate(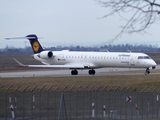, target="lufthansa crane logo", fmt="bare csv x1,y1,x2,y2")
33,41,39,52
